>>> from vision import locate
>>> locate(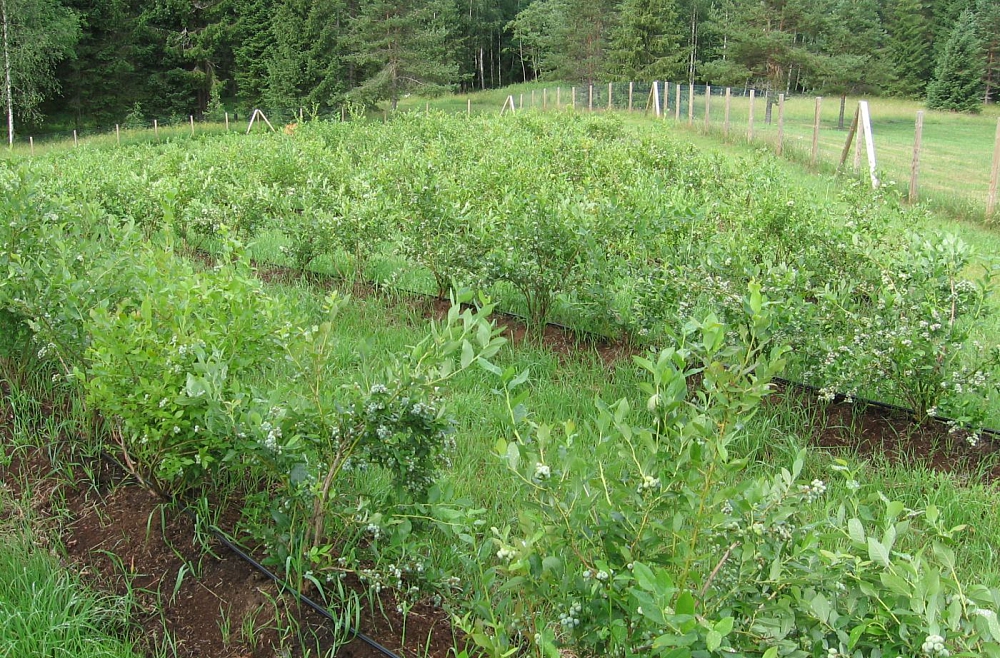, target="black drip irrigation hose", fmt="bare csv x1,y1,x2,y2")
93,451,402,658
179,510,401,658
772,376,1000,440
242,251,1000,439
